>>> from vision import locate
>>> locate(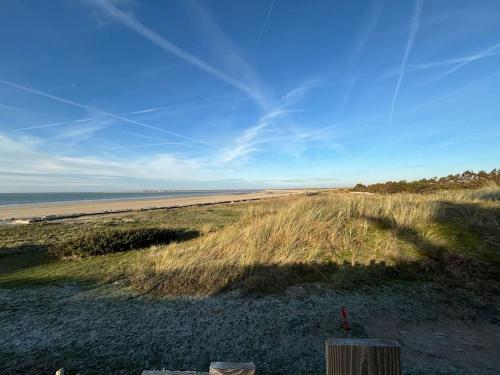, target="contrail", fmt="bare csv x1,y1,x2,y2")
20,118,93,131
257,0,276,45
352,0,385,63
0,79,214,149
412,50,500,71
389,0,424,127
186,0,270,110
127,105,171,115
19,105,172,130
112,130,209,151
339,0,385,119
108,141,209,152
90,0,267,109
435,40,500,81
